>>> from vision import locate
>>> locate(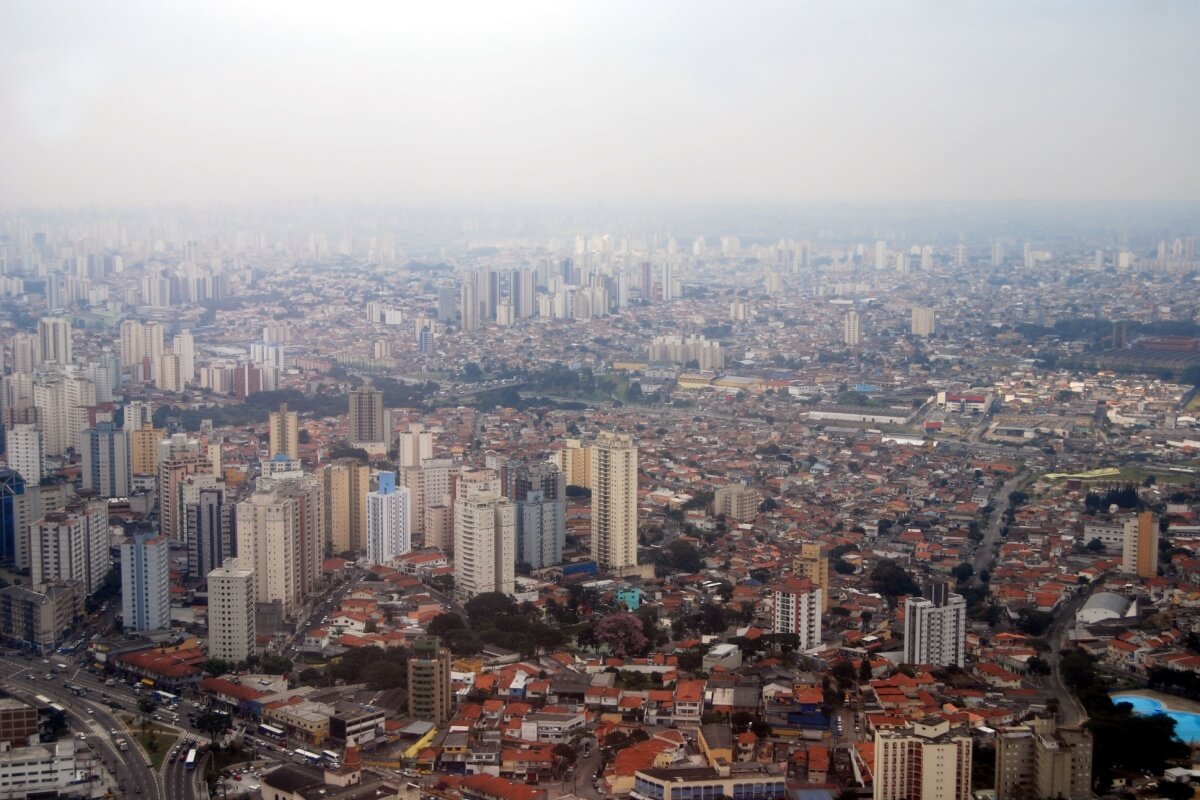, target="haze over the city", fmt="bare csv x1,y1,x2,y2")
3,0,1199,208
